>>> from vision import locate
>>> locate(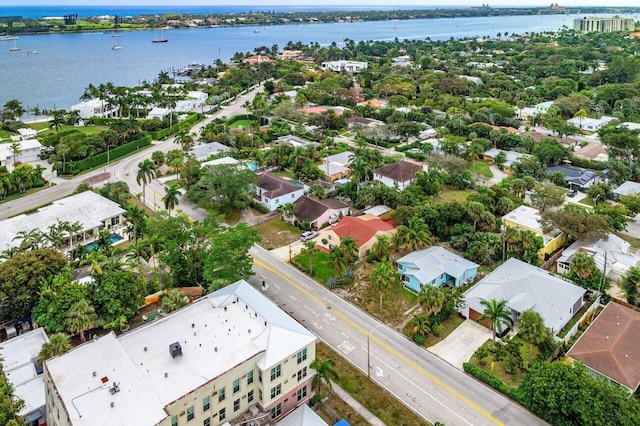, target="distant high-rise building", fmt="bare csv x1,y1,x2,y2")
573,16,635,33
